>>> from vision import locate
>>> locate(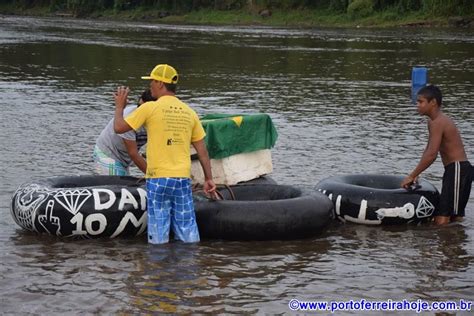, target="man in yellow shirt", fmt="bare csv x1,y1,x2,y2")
113,64,216,244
